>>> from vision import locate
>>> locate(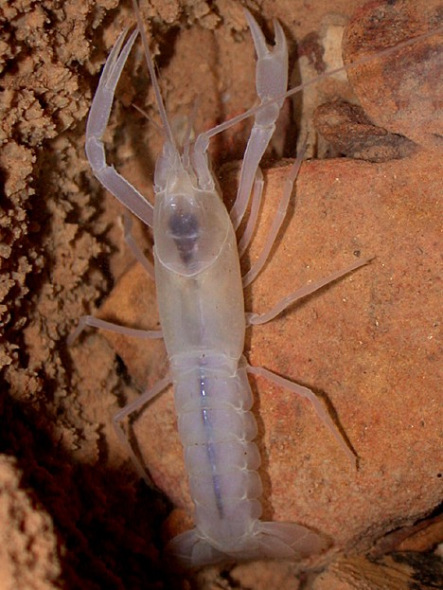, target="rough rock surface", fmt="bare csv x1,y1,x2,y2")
1,0,441,588
0,456,61,590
